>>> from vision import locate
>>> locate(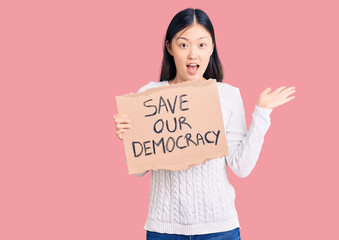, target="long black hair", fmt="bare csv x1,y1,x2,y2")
160,8,223,82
